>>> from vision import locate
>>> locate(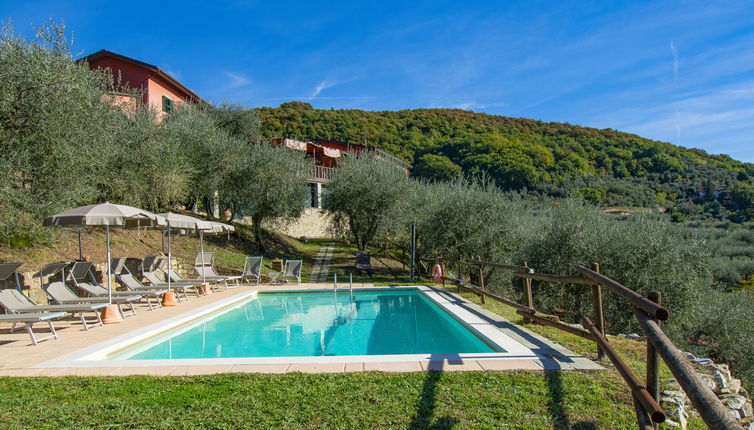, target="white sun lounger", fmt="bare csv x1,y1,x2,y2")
170,267,238,291
193,252,242,289
110,258,166,310
142,270,202,301
0,289,105,330
0,312,69,345
44,281,139,318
